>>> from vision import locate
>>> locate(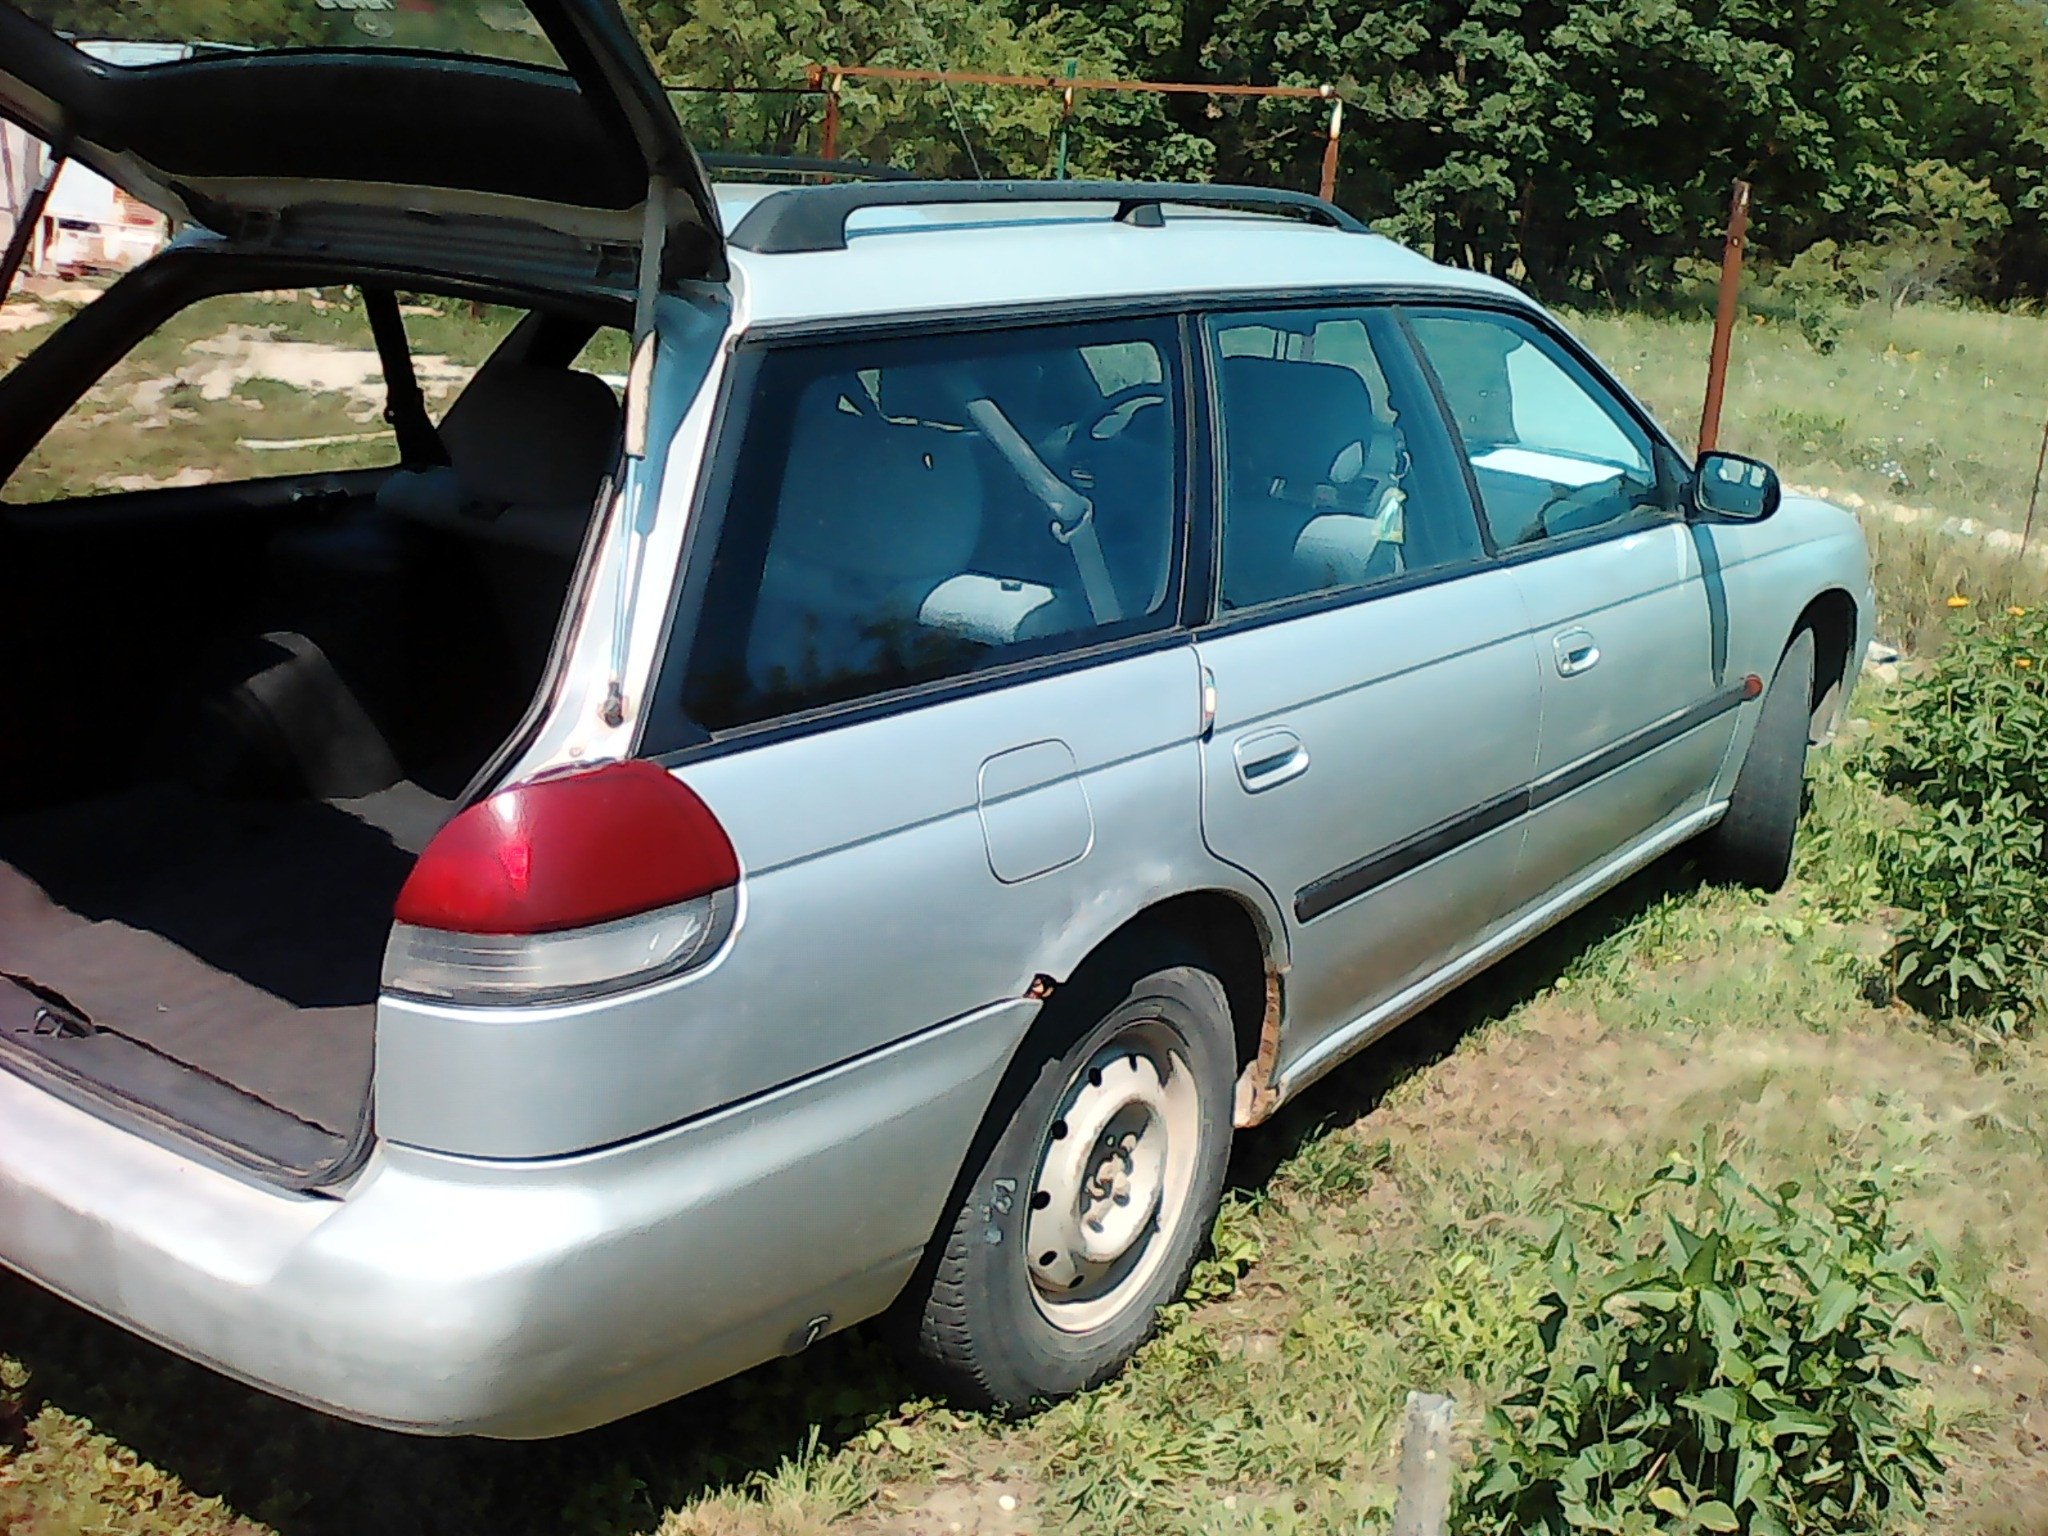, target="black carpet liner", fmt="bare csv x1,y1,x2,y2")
0,781,448,1141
